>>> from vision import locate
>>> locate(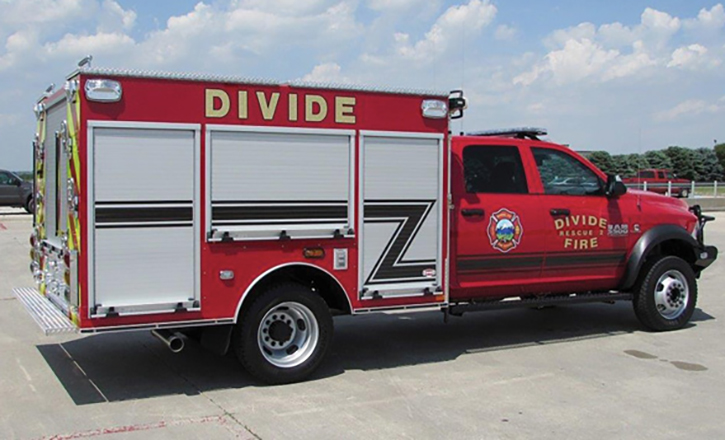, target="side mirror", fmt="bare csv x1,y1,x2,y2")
606,174,627,198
